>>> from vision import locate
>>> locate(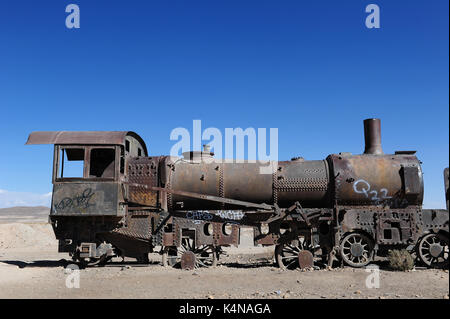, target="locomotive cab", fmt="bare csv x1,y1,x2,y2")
26,131,148,217
51,144,123,216
26,131,149,262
